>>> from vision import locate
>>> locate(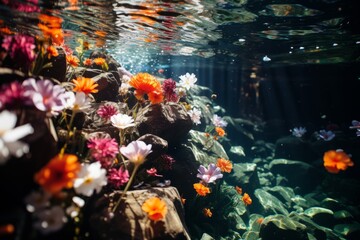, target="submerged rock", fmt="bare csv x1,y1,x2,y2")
89,187,191,240
275,136,317,162
136,103,193,147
